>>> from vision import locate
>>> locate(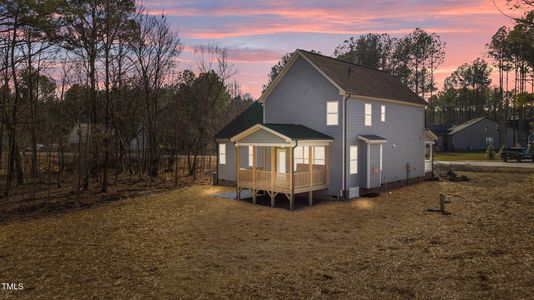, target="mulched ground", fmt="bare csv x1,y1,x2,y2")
1,169,533,299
